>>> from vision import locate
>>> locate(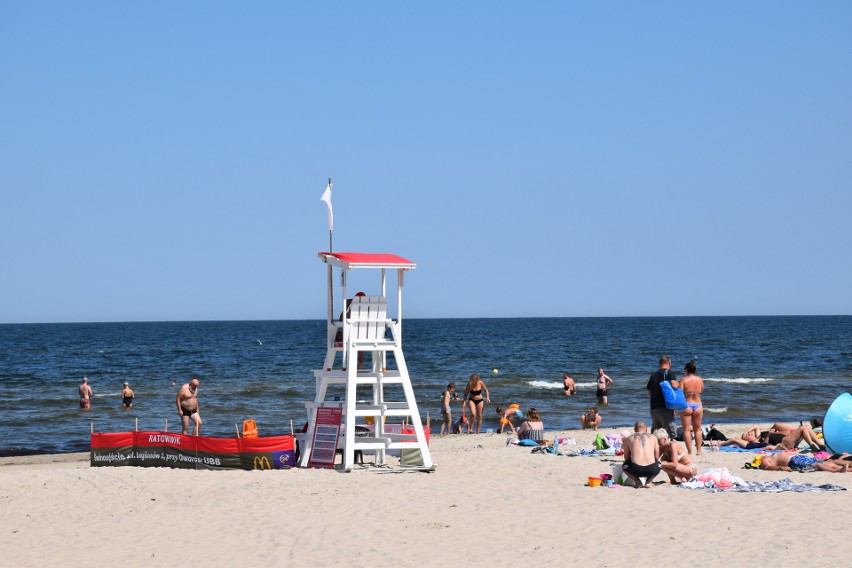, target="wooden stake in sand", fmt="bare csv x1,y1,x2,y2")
135,417,138,432
290,420,294,438
90,422,93,434
164,419,168,432
235,423,241,438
